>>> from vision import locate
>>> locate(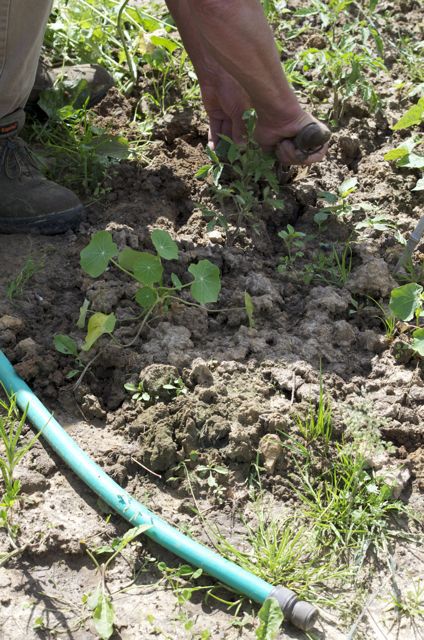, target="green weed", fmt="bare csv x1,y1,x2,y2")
27,80,129,195
385,578,424,619
314,177,359,226
277,225,307,273
124,376,187,404
255,598,284,640
196,110,284,237
0,392,40,539
294,446,407,564
384,97,424,192
6,256,45,301
302,242,353,287
214,506,349,607
297,383,332,447
83,524,151,640
296,3,385,120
